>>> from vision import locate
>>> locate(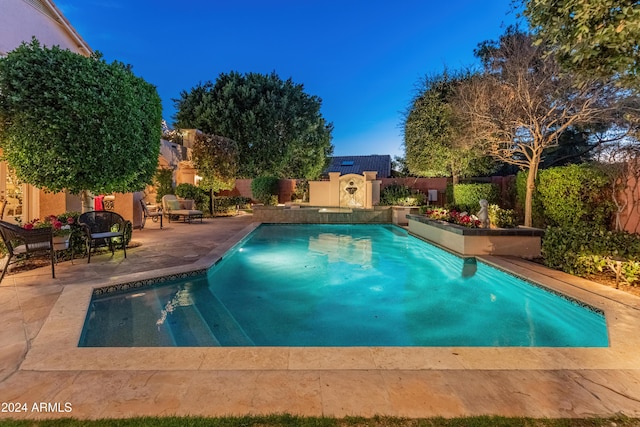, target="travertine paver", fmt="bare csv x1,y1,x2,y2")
0,213,639,420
